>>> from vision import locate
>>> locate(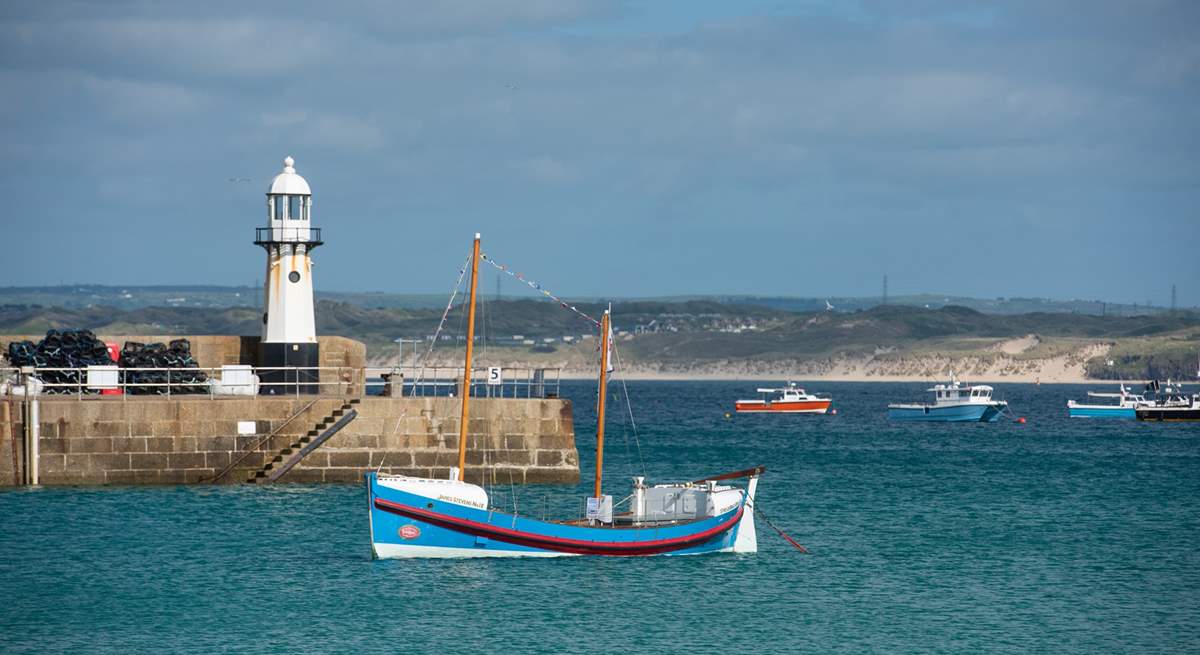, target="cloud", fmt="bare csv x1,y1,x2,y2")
0,1,1197,303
